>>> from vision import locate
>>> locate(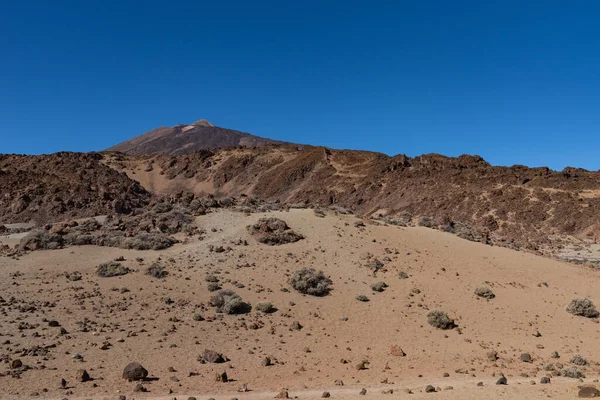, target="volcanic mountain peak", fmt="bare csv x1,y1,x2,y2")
106,120,289,155
192,119,214,127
